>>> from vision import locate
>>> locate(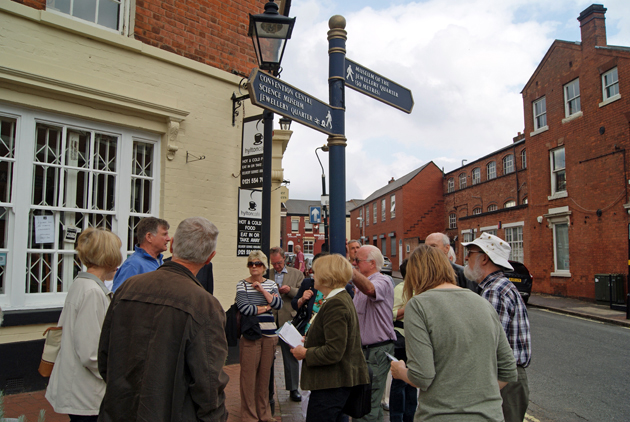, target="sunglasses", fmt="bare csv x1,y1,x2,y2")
247,261,264,268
